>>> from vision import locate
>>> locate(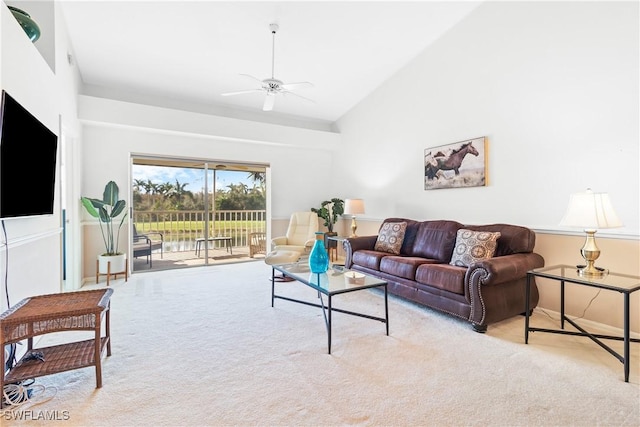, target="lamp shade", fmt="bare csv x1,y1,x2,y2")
344,199,365,215
559,189,623,230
